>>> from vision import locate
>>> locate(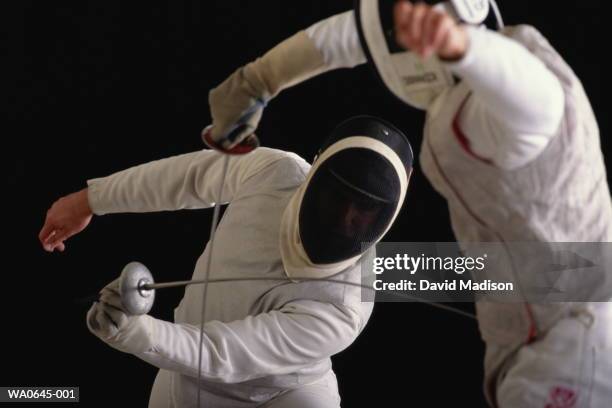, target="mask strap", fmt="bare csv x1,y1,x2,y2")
489,0,505,29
